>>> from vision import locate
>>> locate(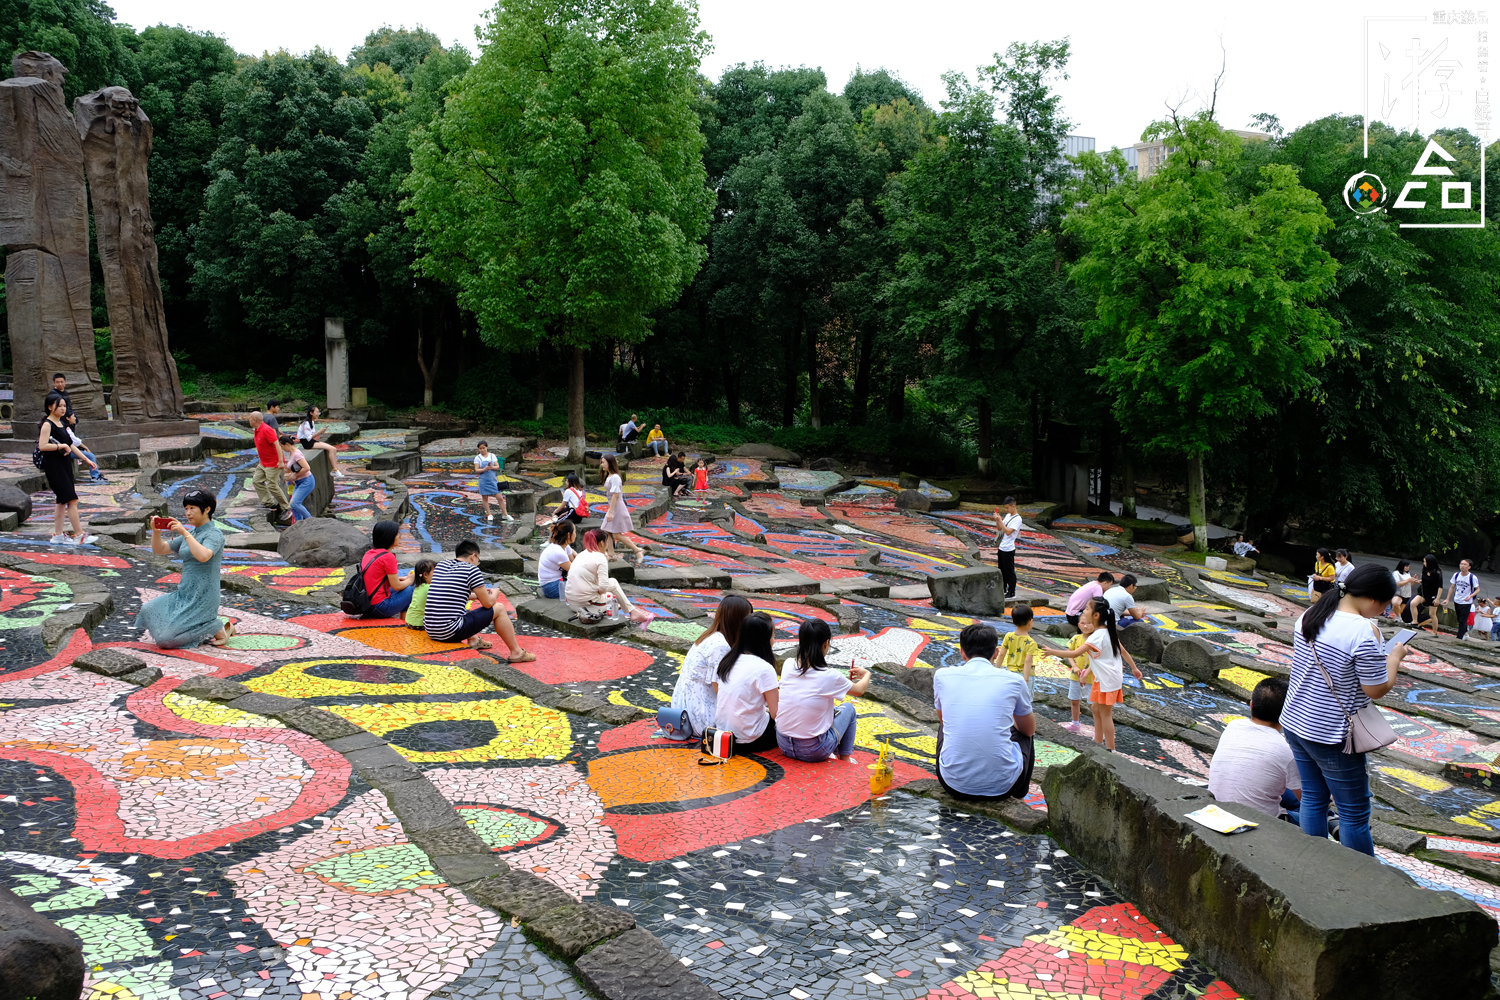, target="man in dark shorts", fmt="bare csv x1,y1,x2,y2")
423,539,535,661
